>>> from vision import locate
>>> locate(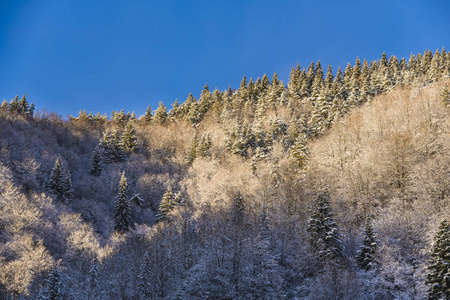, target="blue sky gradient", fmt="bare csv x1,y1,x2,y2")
1,0,449,117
